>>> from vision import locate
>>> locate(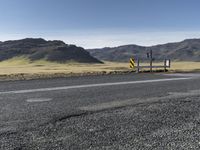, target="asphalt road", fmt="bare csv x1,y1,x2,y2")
0,73,200,150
